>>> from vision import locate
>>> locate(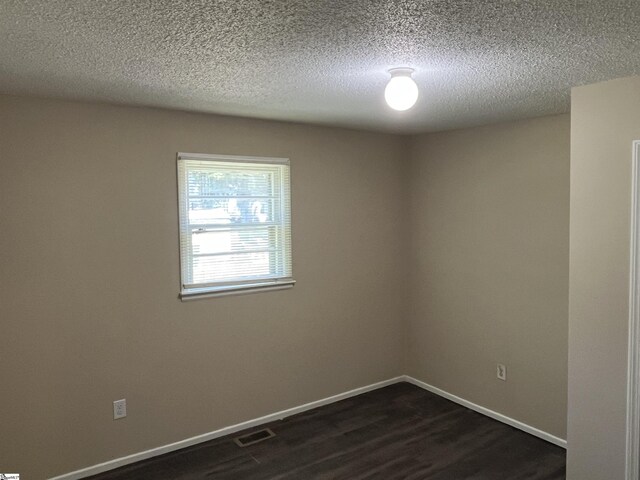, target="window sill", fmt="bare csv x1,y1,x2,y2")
180,280,295,301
